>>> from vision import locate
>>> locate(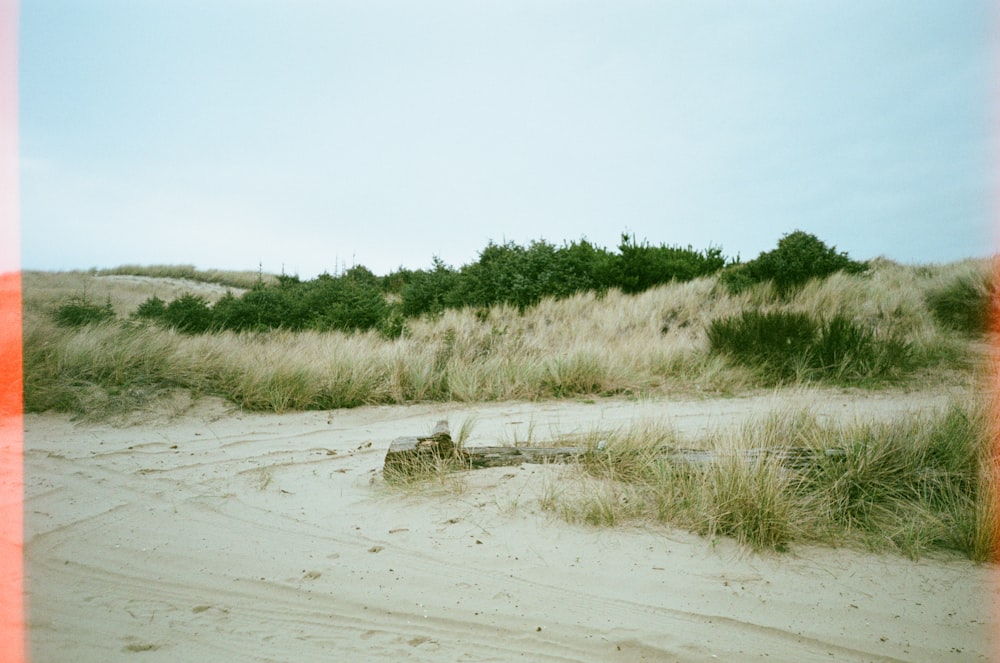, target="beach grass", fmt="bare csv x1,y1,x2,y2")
541,399,996,561
22,257,990,417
